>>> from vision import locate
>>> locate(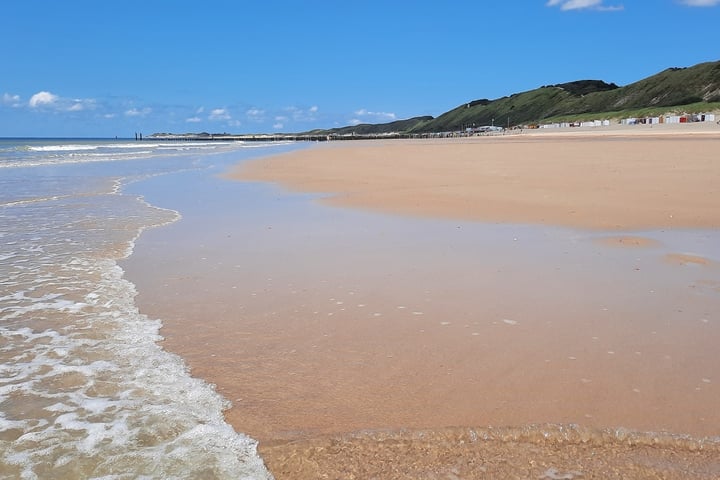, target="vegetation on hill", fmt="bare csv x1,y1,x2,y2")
410,60,720,133
305,60,720,136
303,116,433,136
